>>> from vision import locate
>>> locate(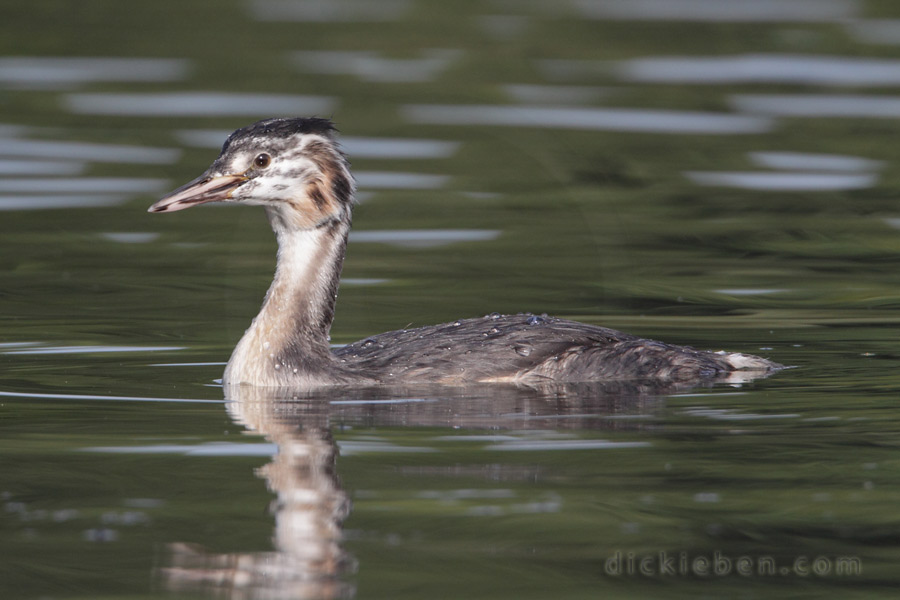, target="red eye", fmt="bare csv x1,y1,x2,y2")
254,153,271,168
